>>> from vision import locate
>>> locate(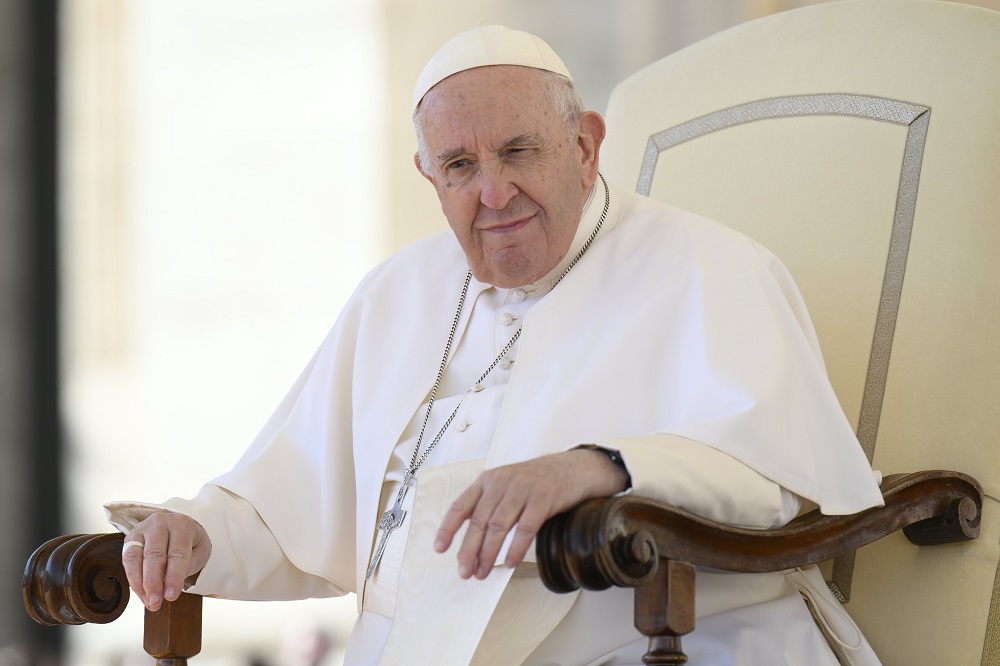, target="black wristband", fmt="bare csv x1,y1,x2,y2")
577,444,632,490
